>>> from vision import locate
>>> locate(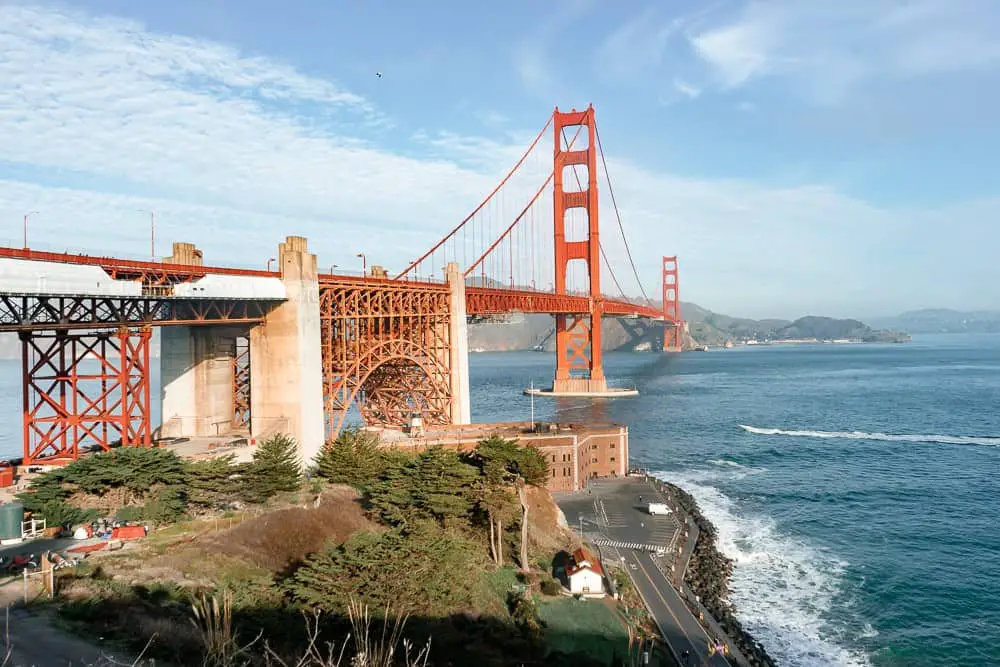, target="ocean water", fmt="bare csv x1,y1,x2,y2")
466,335,1000,667
0,335,997,665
